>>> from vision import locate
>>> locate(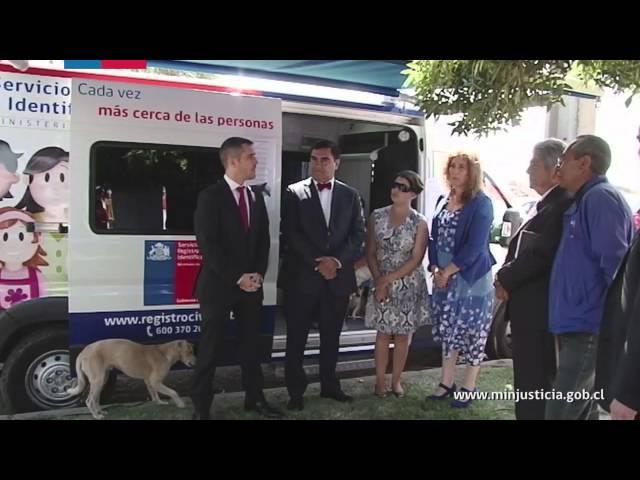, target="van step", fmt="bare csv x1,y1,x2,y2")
272,358,375,378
